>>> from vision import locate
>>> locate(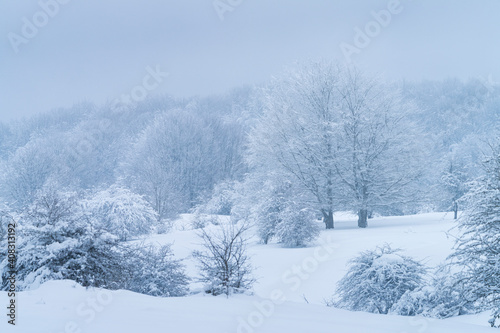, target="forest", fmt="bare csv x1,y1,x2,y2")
1,62,500,328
